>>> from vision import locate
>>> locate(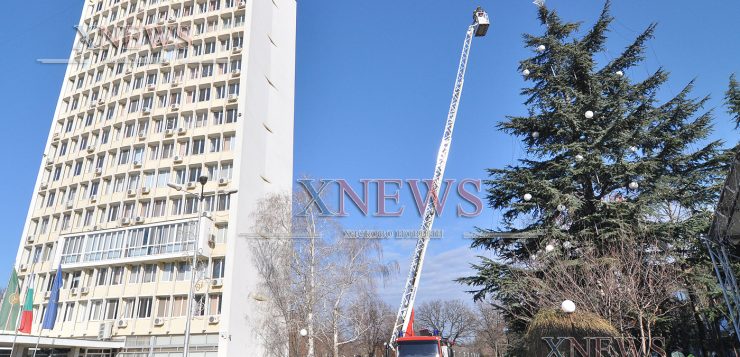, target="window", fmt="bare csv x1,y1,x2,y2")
156,296,170,318
89,300,103,321
96,268,108,286
63,303,75,322
191,138,205,155
216,225,228,244
105,299,119,320
223,134,234,151
70,271,81,289
77,302,88,322
209,137,221,152
162,263,174,281
194,295,205,316
111,267,123,285
157,169,170,188
172,296,187,317
121,298,135,319
209,294,222,315
176,262,191,281
143,264,157,283
129,266,140,283
212,258,225,279
152,199,166,217
137,297,153,318
217,194,231,211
